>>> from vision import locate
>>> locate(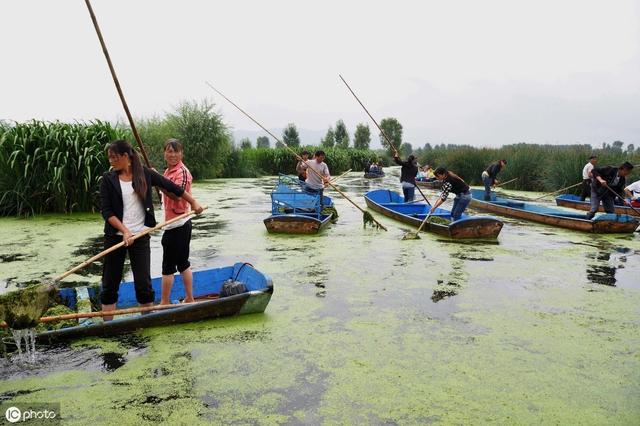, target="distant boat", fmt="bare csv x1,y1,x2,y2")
364,189,503,239
37,263,273,343
555,194,640,217
469,189,639,233
364,171,385,178
263,175,335,234
415,179,442,189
